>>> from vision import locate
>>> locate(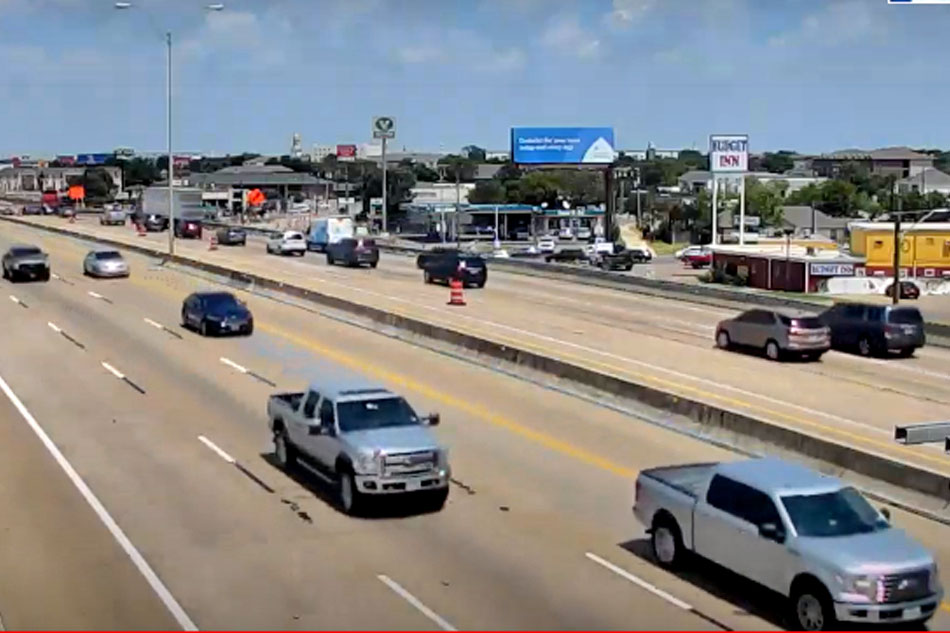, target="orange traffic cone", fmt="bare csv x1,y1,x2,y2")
209,233,218,251
447,277,466,306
